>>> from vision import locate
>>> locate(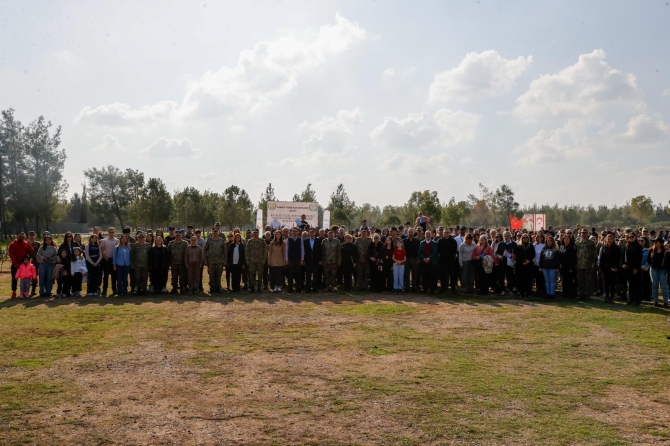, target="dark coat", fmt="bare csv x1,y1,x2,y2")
598,244,621,270
621,241,642,270
303,237,322,265
437,237,458,264
148,246,170,269
227,243,246,266
341,242,358,266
